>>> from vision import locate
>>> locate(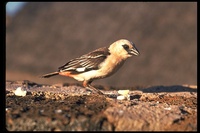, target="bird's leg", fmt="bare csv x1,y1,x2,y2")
83,80,104,95
88,84,104,95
